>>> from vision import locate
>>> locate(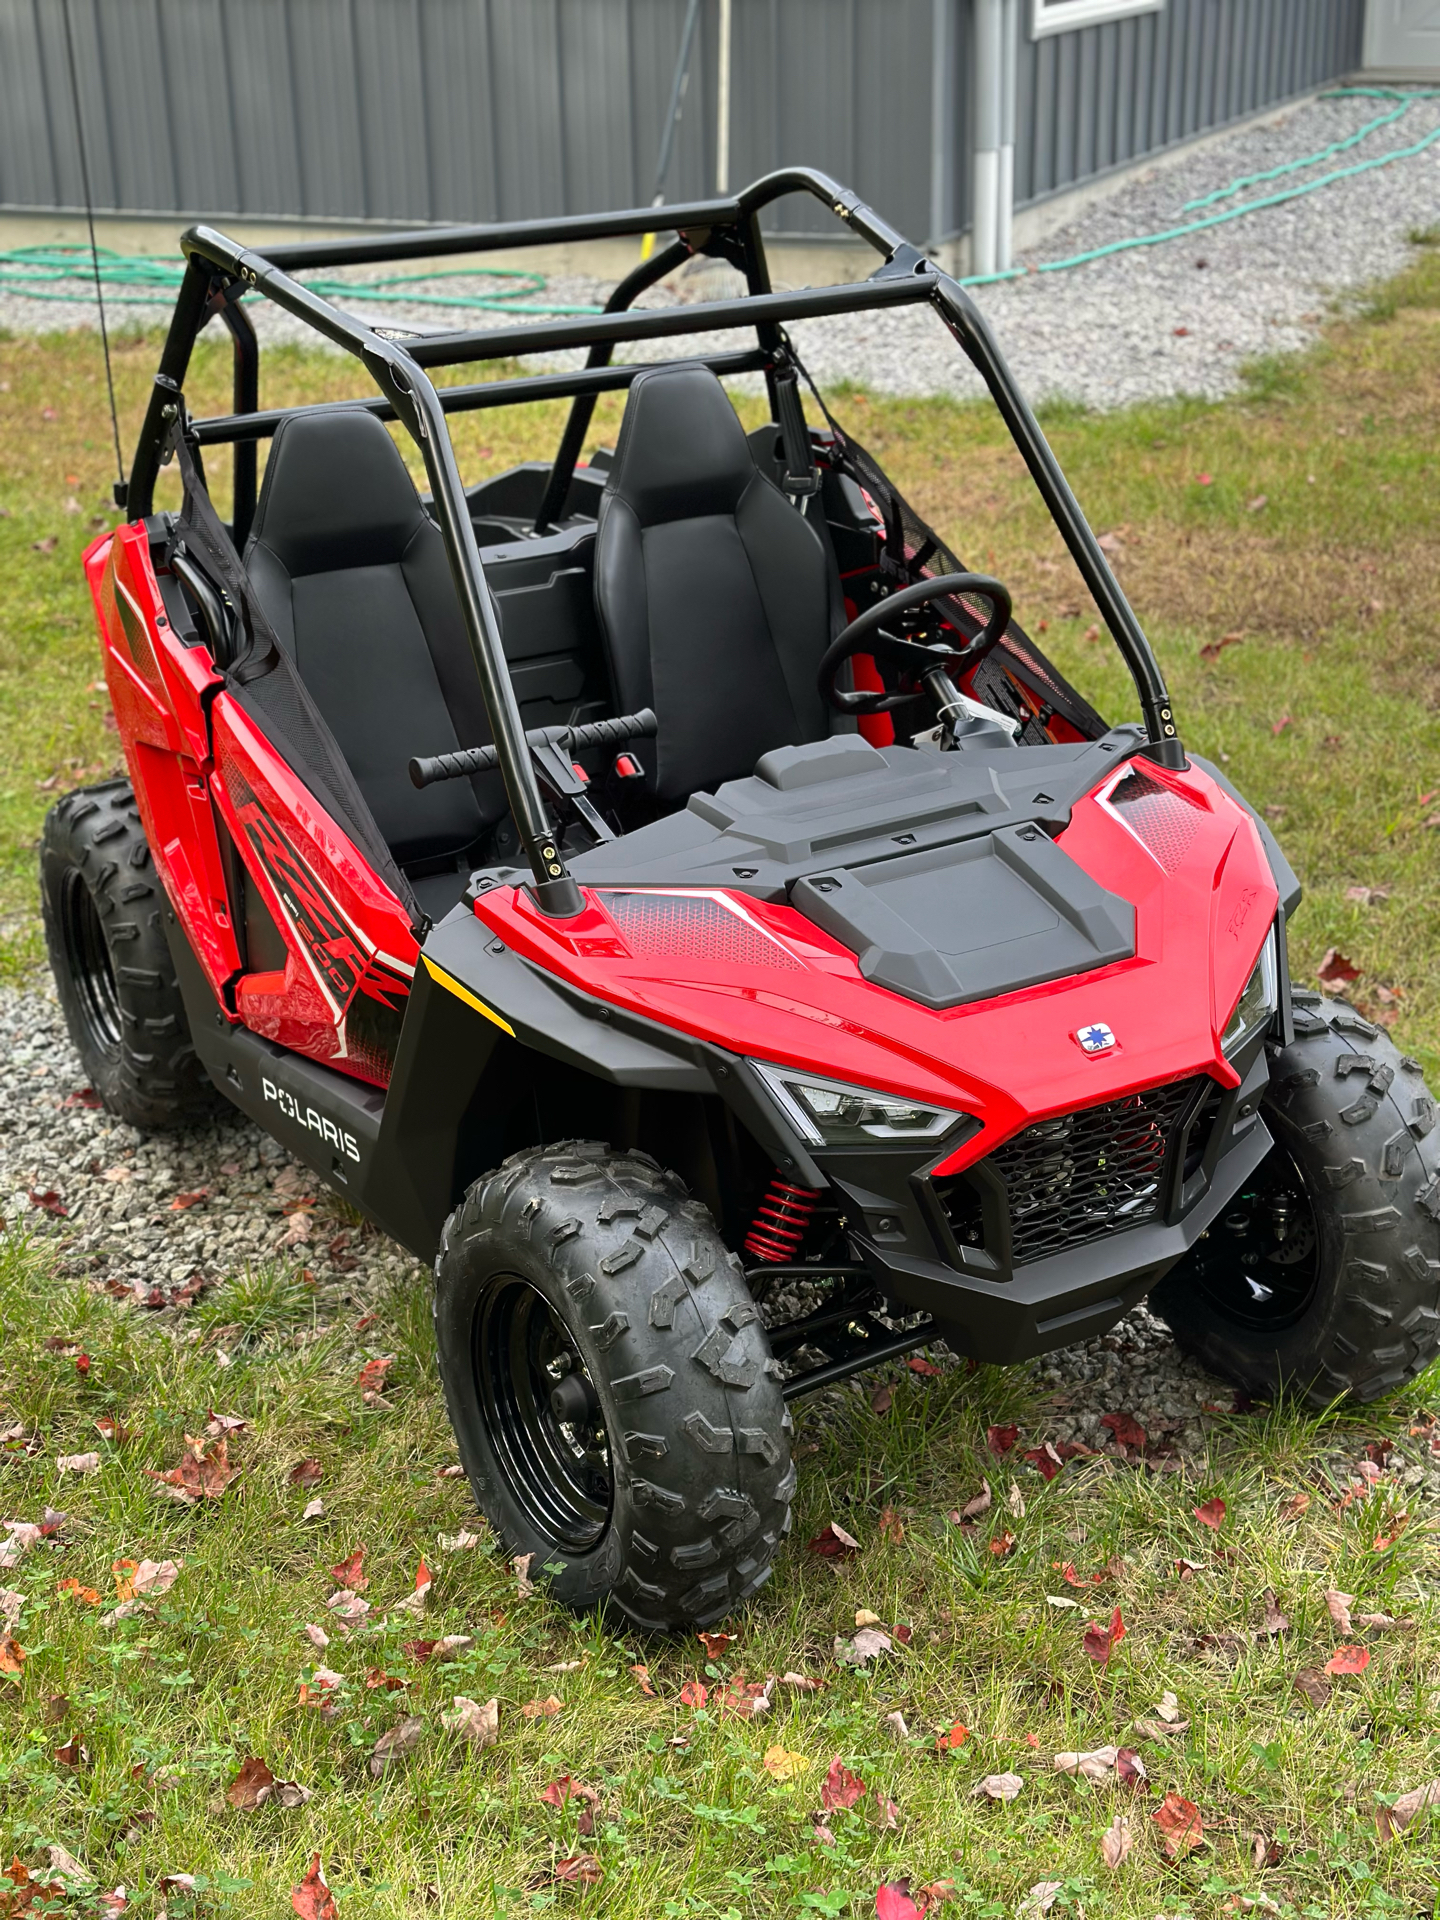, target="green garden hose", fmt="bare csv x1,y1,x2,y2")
0,245,601,315
959,87,1440,288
